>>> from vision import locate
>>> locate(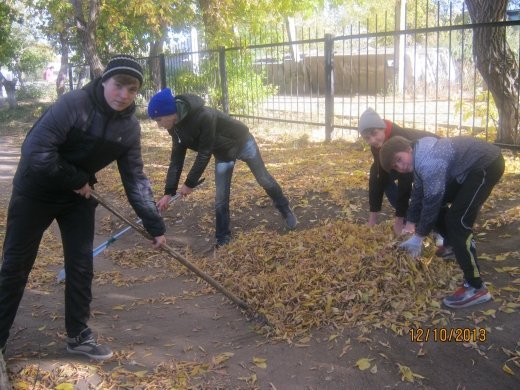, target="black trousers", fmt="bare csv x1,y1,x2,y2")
0,190,97,346
435,155,505,288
